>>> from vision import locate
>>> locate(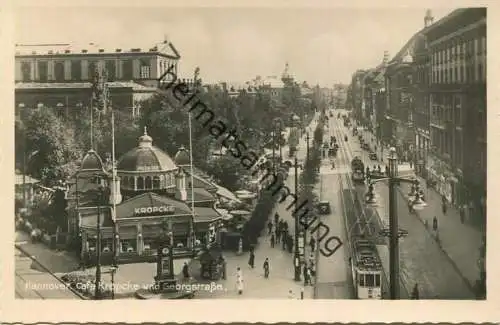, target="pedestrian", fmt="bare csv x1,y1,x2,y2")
411,283,420,300
310,262,316,284
220,256,227,280
283,220,289,232
459,204,465,224
309,237,316,252
270,233,275,248
442,195,447,215
409,160,413,169
182,261,190,280
432,216,438,232
385,166,389,176
274,213,279,227
303,264,310,285
287,289,295,299
263,258,270,278
267,220,273,235
248,250,255,269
